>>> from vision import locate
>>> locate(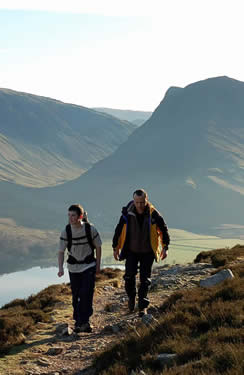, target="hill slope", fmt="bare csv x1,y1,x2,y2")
42,76,244,234
1,77,244,236
49,77,244,233
0,89,135,187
